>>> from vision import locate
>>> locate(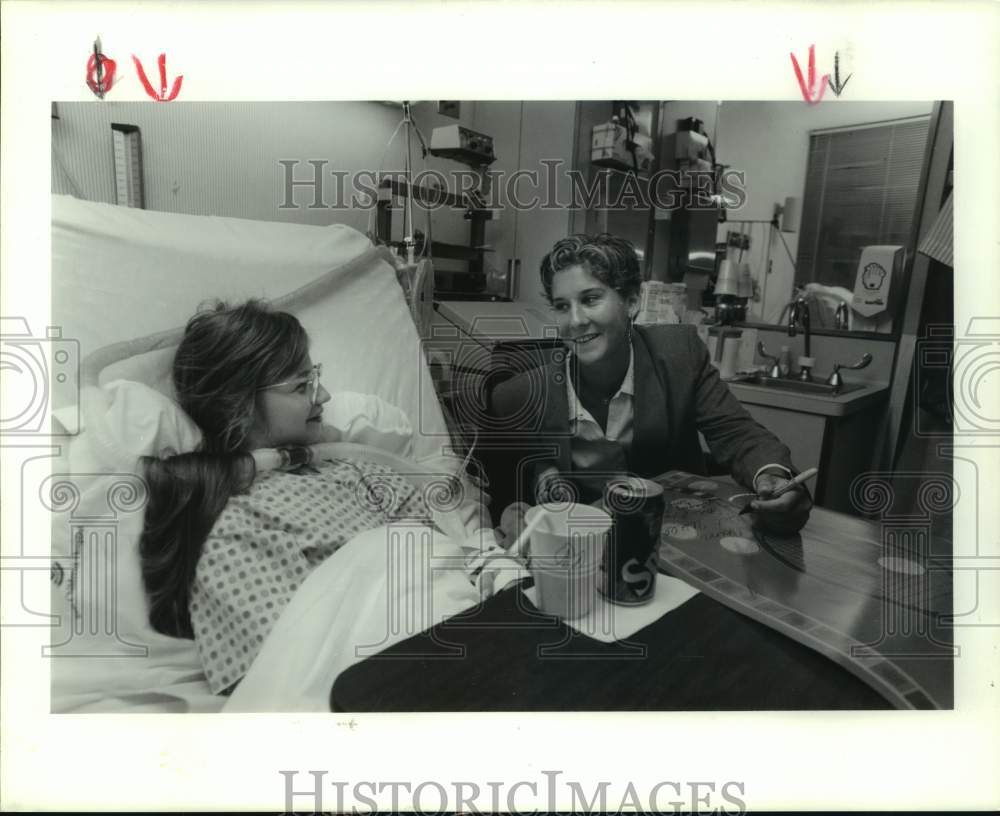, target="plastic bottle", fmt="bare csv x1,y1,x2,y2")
778,346,791,377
